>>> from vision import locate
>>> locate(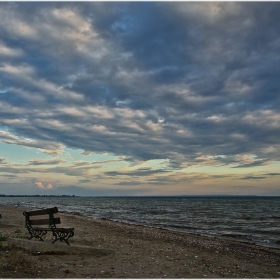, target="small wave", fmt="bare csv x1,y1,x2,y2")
271,216,280,219
221,233,249,239
168,224,197,230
